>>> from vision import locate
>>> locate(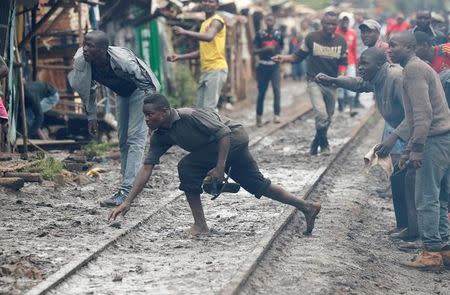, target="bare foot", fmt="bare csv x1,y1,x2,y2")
187,224,209,236
303,202,321,235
